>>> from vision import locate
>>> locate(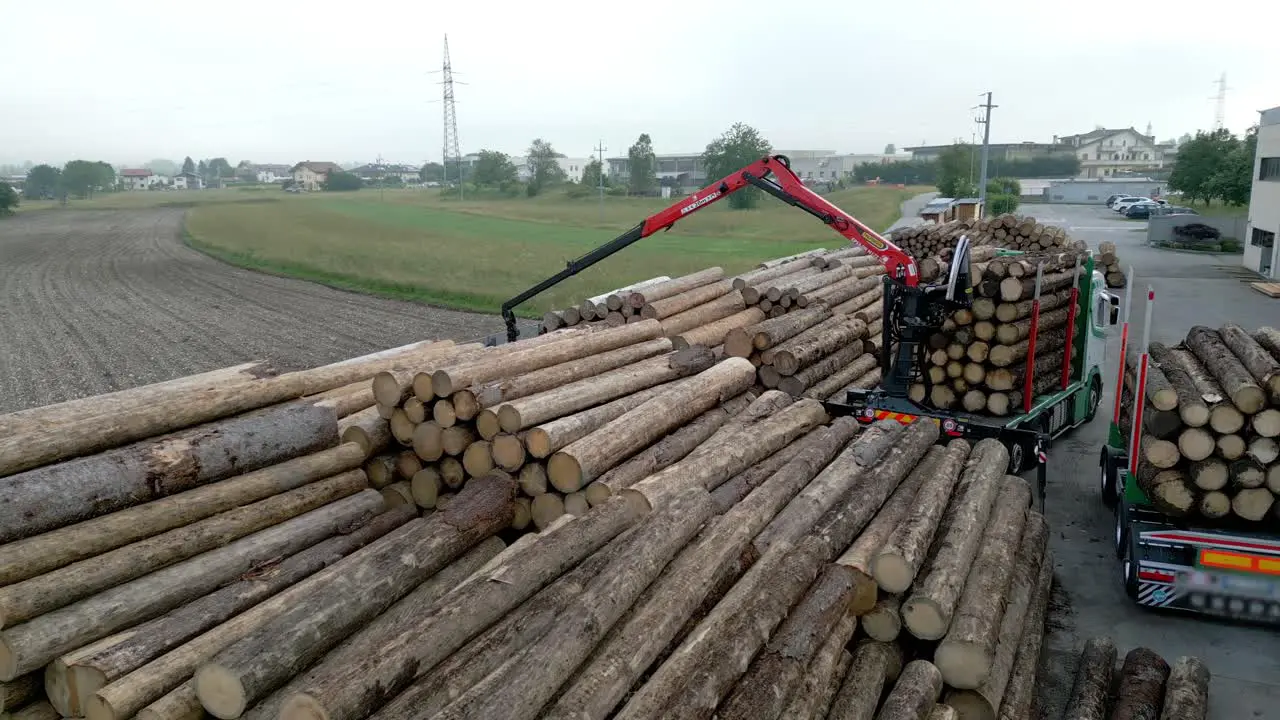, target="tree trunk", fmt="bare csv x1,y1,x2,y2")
1060,636,1116,720
640,280,734,320
825,640,904,720
993,551,1053,720
777,626,853,720
1253,409,1280,438
1164,347,1225,404
498,348,714,433
727,306,832,357
0,674,39,713
836,445,948,613
1136,464,1196,517
657,291,746,335
777,341,866,396
0,401,339,544
876,660,943,720
997,270,1074,302
628,398,830,509
987,328,1068,368
1142,435,1181,469
992,289,1073,323
830,286,882,317
0,471,369,628
470,339,673,408
191,472,515,719
863,593,903,642
1186,326,1268,414
1178,427,1216,462
264,493,646,720
547,358,756,492
768,315,867,376
802,354,879,401
734,262,810,291
339,407,391,457
1199,491,1231,519
524,379,691,458
933,476,1033,689
994,306,1072,346
1109,648,1171,720
55,507,414,717
1190,458,1229,490
672,308,766,350
591,393,754,498
543,420,861,720
431,321,666,397
1160,656,1210,720
1148,343,1211,427
0,441,367,587
490,434,525,472
1127,354,1179,411
1217,434,1246,460
1219,323,1280,402
0,490,383,681
628,268,725,307
901,439,1008,640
